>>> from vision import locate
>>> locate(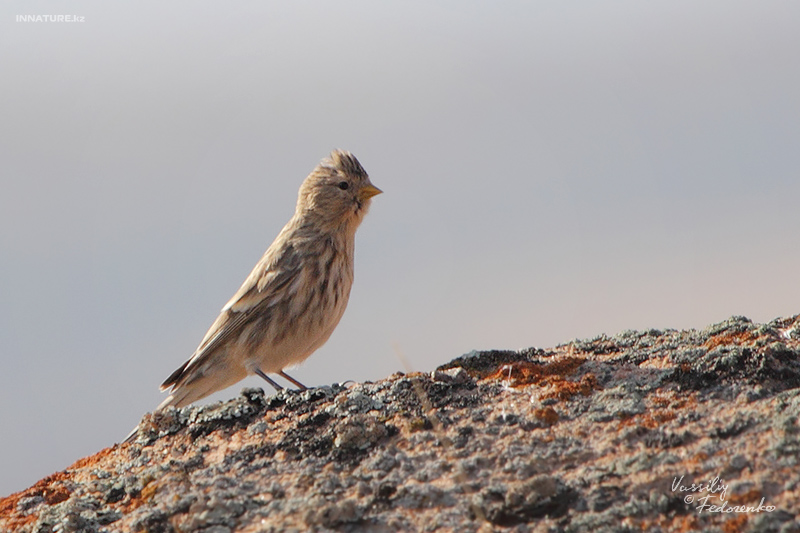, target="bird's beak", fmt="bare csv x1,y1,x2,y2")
359,184,383,201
